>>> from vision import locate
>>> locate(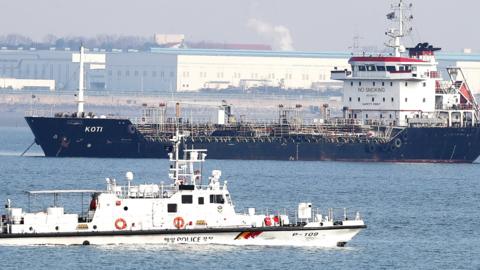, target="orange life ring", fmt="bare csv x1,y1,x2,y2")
173,216,185,229
115,218,127,230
